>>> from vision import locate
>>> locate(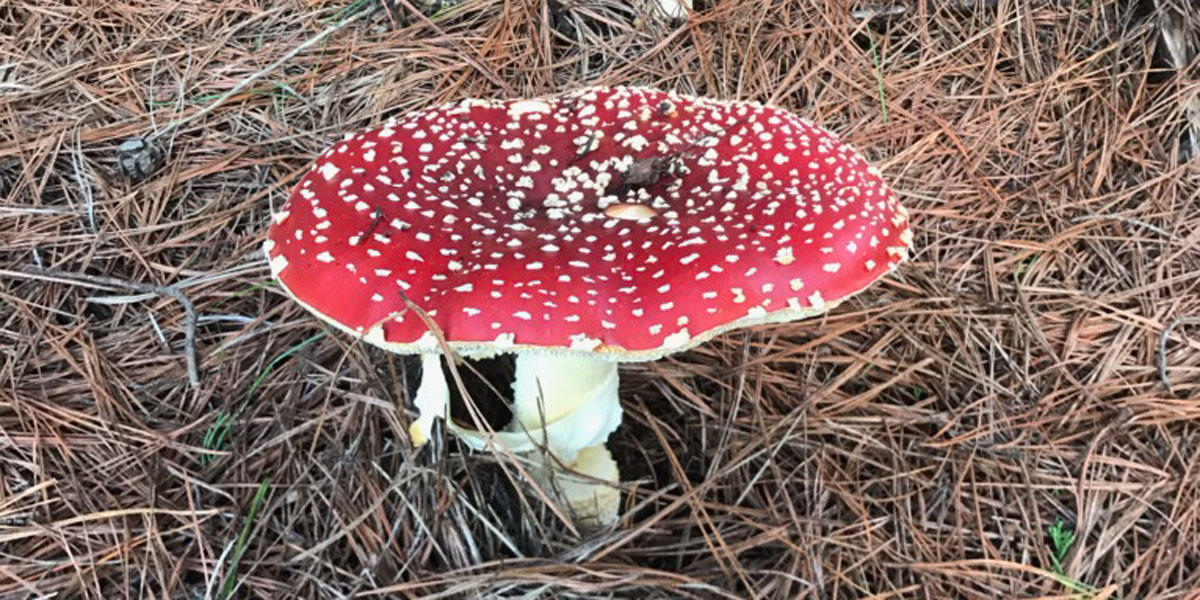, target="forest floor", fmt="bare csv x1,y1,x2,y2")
3,0,1200,598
